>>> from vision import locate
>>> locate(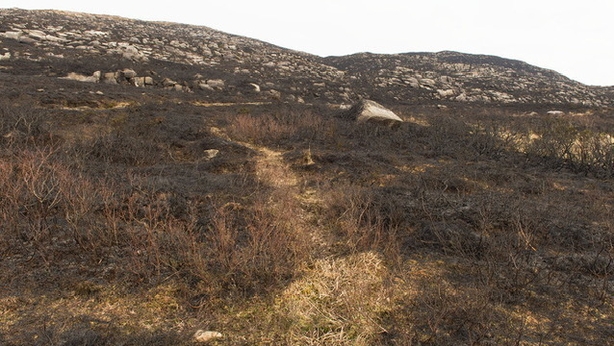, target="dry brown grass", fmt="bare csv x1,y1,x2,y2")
1,97,613,345
276,251,392,345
